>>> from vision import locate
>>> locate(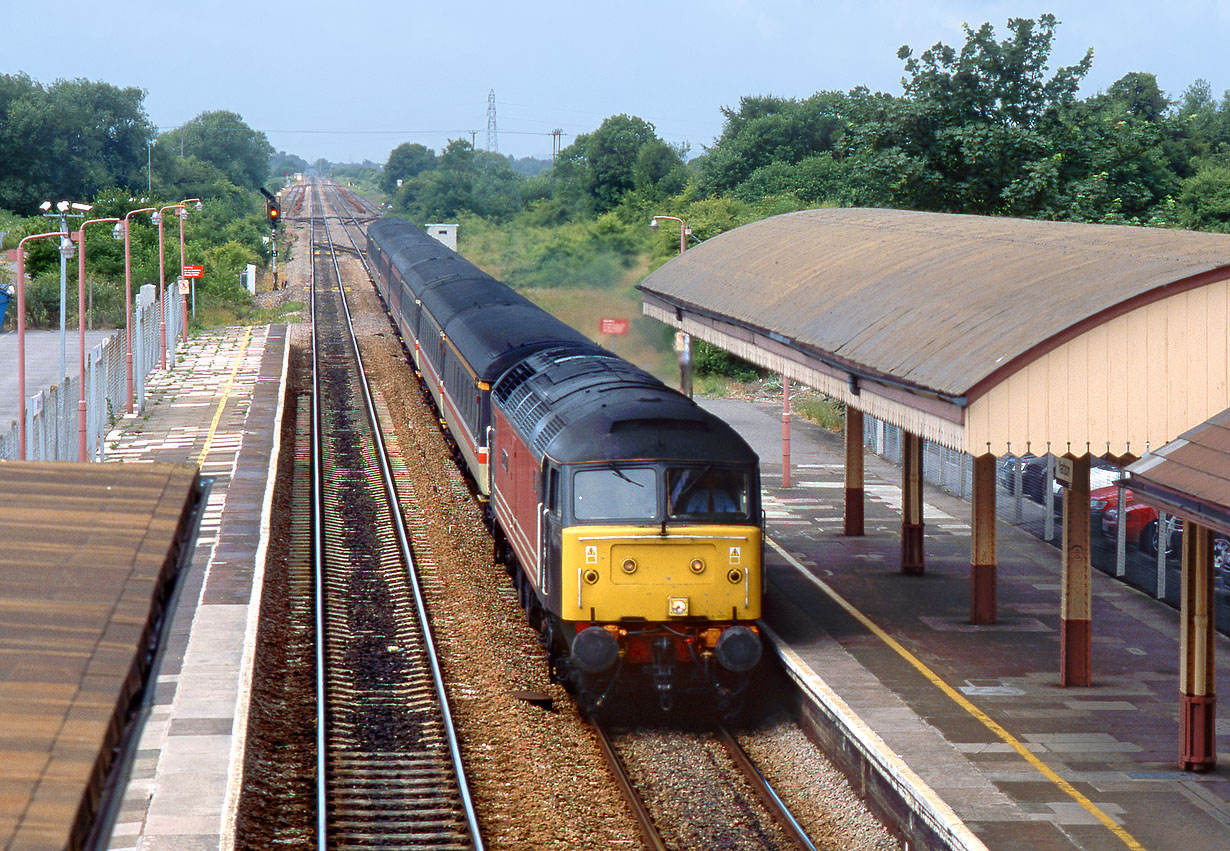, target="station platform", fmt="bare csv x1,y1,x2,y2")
0,460,200,849
98,323,287,851
704,397,1230,851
